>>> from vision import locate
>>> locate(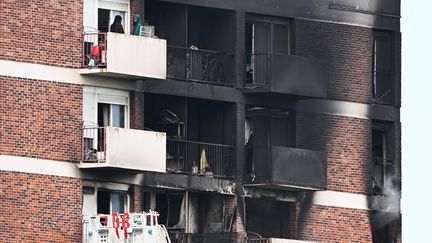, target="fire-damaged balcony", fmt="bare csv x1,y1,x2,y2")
166,139,234,178
81,32,166,80
246,146,327,190
80,126,166,172
167,46,235,86
244,53,328,98
245,107,327,191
